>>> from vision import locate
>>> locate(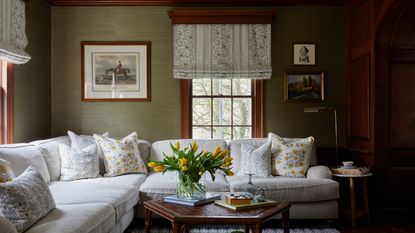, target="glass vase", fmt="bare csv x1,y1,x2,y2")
245,173,256,198
176,171,206,199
